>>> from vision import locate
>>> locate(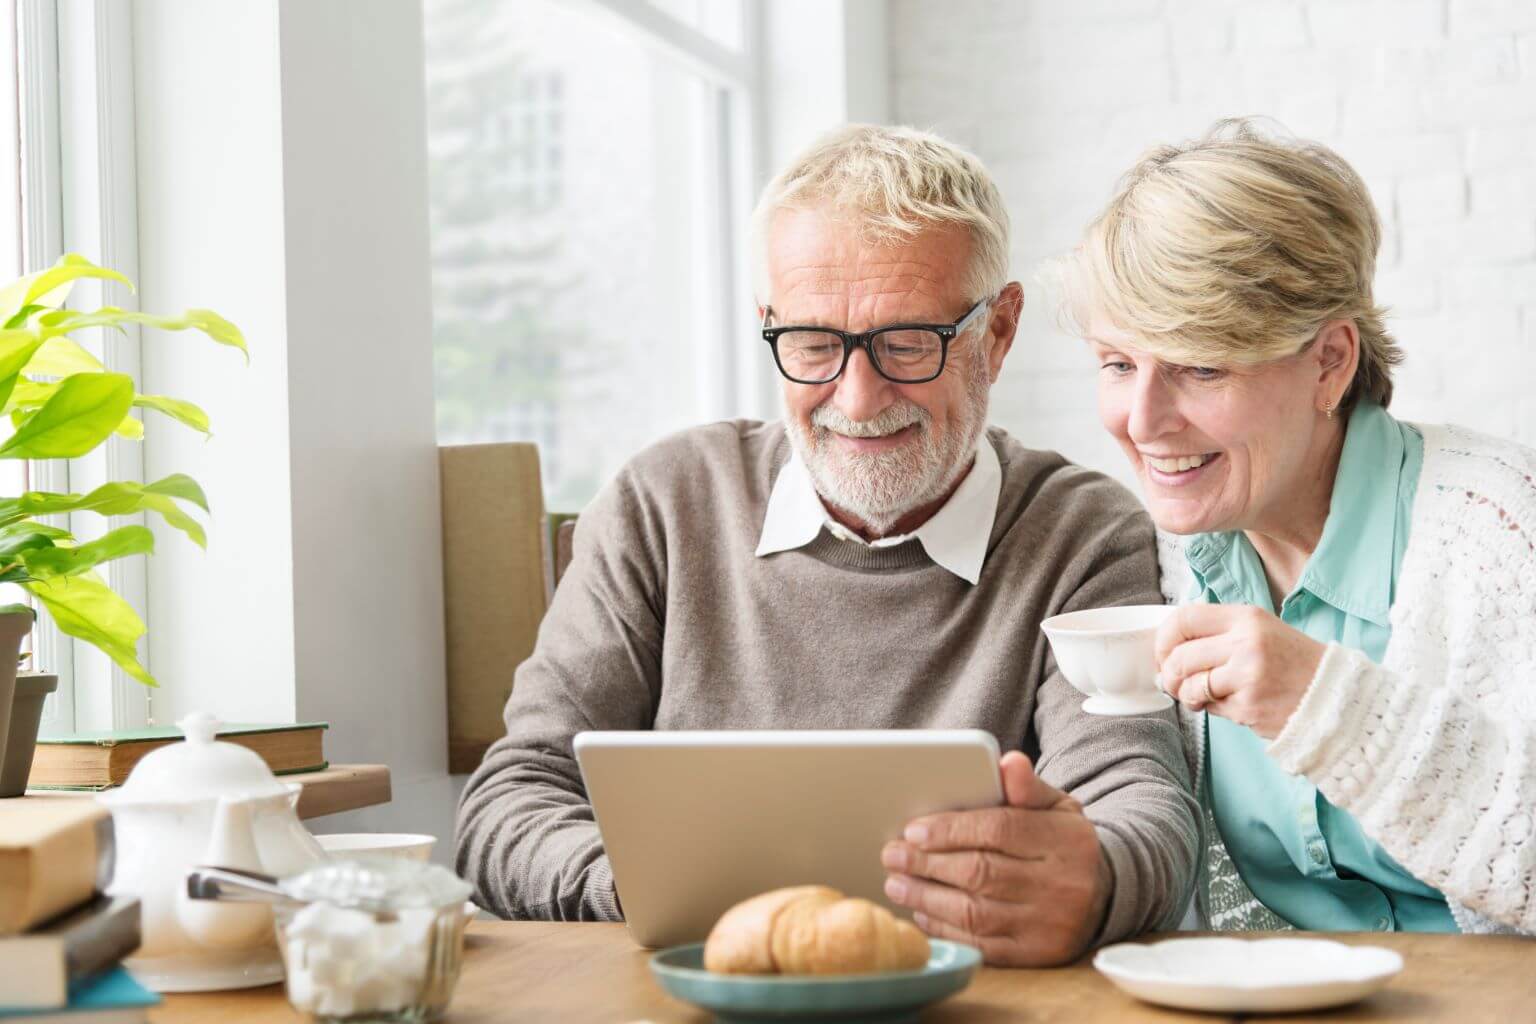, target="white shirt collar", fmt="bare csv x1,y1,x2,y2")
755,434,1002,585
